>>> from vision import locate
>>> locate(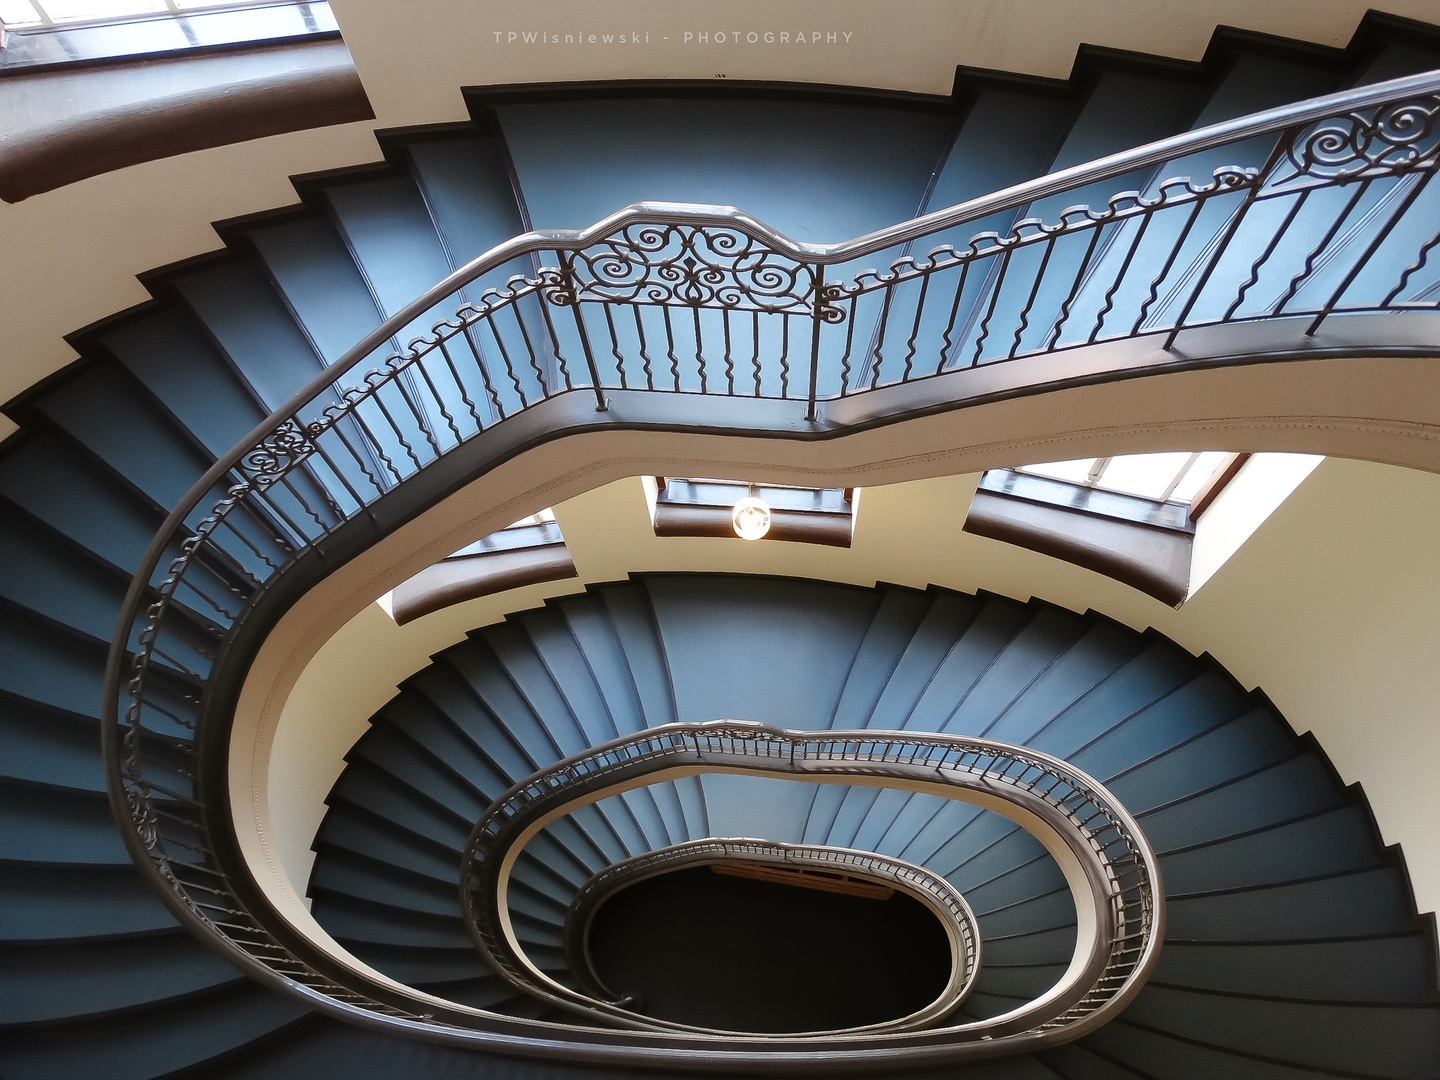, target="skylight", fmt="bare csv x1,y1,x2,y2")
0,0,337,68
1018,452,1231,506
0,0,293,30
